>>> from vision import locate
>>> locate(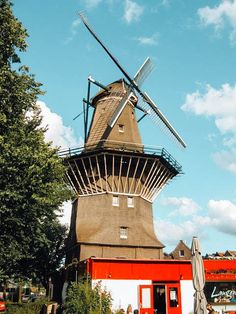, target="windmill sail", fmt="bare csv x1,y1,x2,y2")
138,95,186,148
79,13,134,87
79,13,186,149
108,90,136,128
133,57,154,87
